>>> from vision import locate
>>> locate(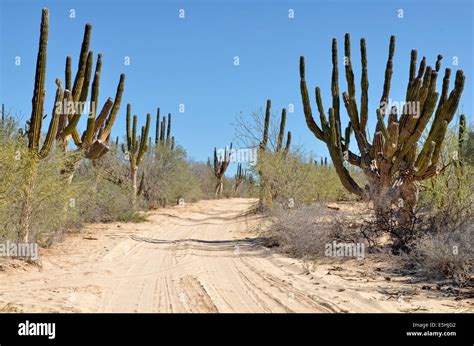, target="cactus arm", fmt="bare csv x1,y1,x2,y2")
137,113,151,164
84,53,102,146
137,171,145,196
331,38,341,134
417,141,436,175
406,50,417,98
379,36,395,113
166,113,171,146
430,121,448,167
283,131,291,156
56,90,72,141
360,38,369,132
299,57,325,141
315,87,329,134
72,24,92,99
125,104,132,152
155,108,160,145
30,8,49,152
276,108,286,152
92,97,113,135
132,115,138,153
39,79,63,158
98,73,125,142
213,148,219,177
160,116,166,145
343,34,357,121
63,50,94,140
65,56,72,91
376,109,390,145
261,99,271,149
